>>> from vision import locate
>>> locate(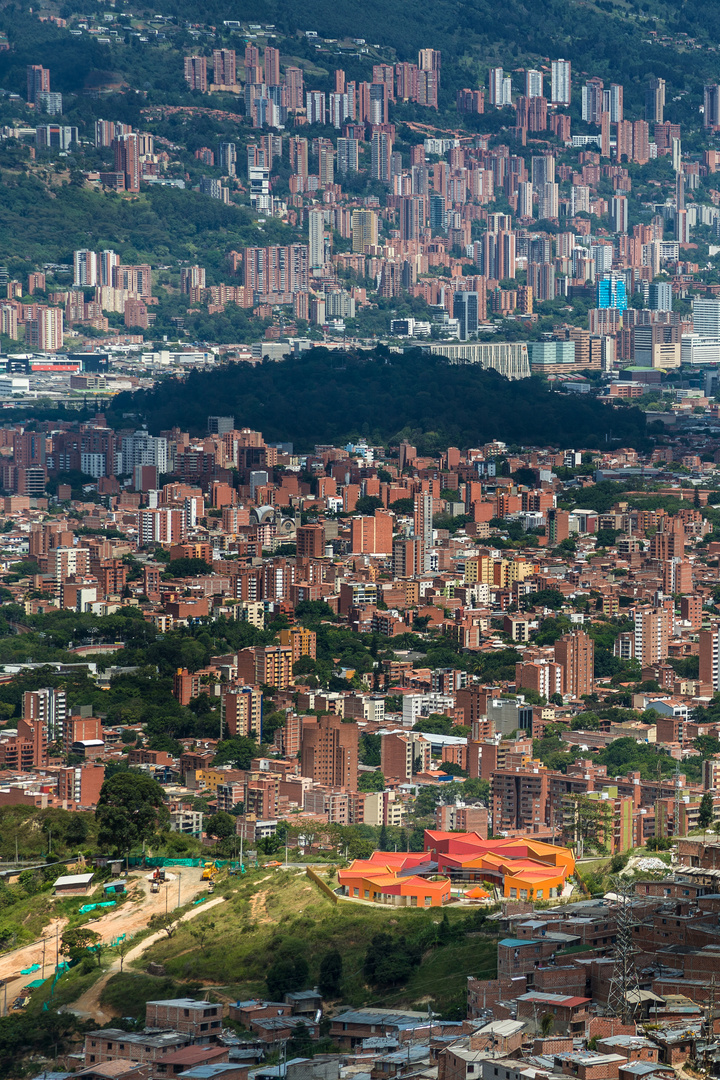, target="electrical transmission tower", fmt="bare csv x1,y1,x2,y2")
607,876,641,1024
